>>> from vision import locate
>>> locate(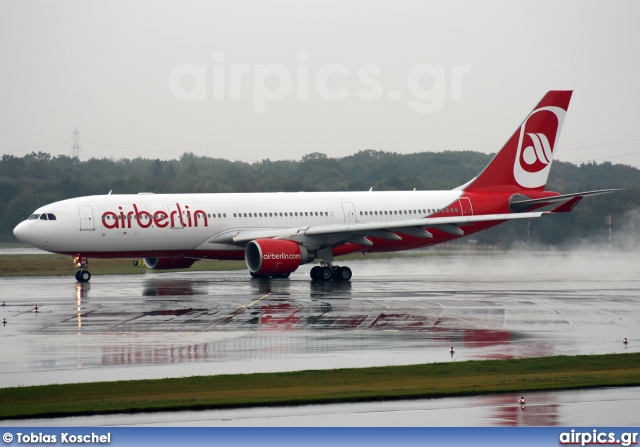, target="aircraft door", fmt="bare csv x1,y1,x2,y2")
341,202,356,223
78,205,95,231
459,197,473,216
